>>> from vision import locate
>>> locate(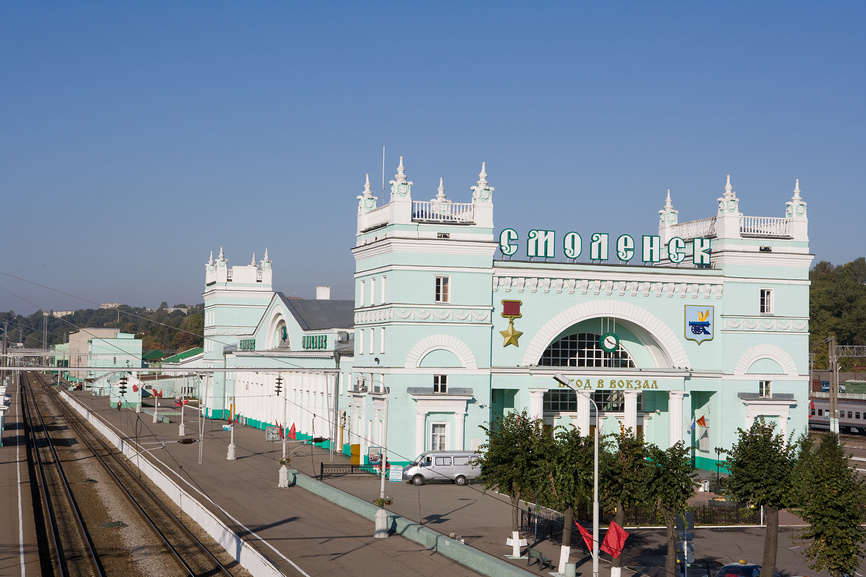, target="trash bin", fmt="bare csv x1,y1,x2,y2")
699,479,710,492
